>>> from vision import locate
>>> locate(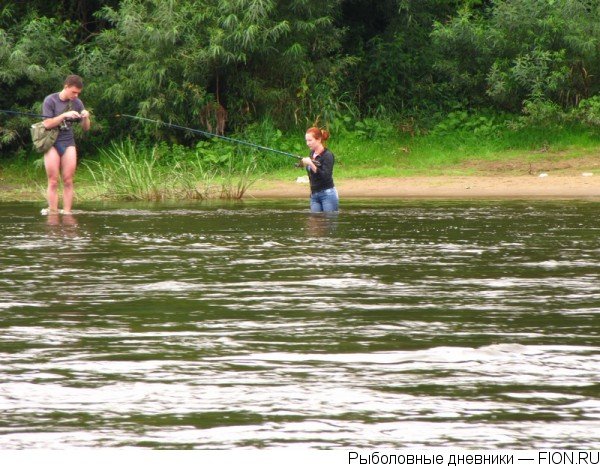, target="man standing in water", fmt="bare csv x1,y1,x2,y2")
41,75,91,215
